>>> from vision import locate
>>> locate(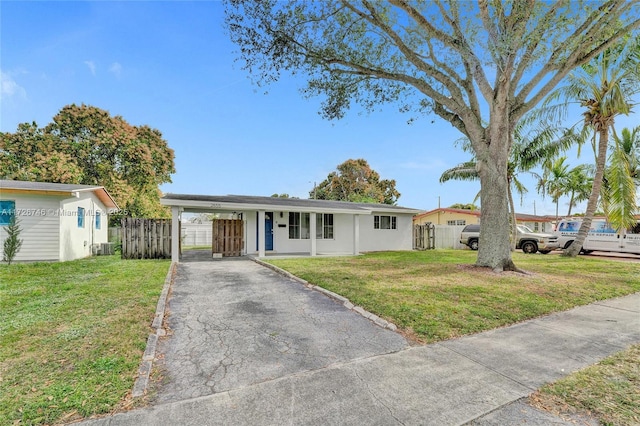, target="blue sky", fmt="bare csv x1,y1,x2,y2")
2,1,638,215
